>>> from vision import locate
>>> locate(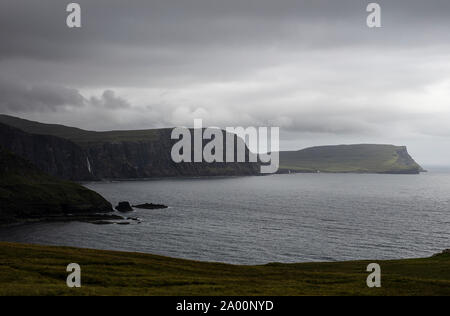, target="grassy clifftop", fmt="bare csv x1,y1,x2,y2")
280,144,424,174
0,148,112,223
0,242,448,296
0,114,160,145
